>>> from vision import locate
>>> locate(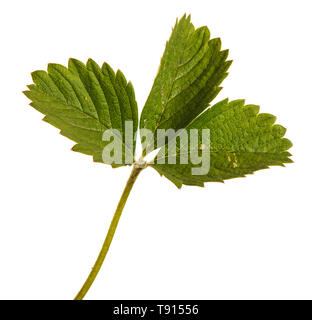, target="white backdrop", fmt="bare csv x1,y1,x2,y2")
0,0,311,299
